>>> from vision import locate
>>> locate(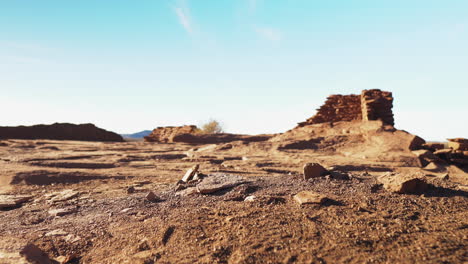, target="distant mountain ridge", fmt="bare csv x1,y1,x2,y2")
121,130,152,139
